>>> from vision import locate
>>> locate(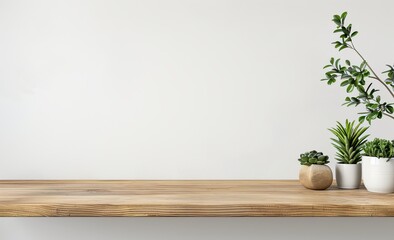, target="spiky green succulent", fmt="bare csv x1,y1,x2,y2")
298,150,330,166
329,119,369,164
363,138,394,160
